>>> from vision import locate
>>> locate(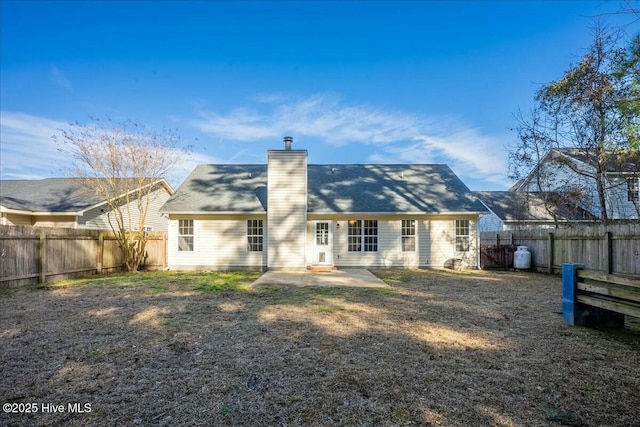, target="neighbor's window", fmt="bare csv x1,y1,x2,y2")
627,177,639,202
247,219,264,252
178,219,194,251
402,219,416,252
455,219,470,252
348,219,378,252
